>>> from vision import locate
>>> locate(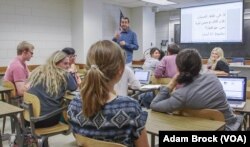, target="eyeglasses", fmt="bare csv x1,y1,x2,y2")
29,51,33,55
